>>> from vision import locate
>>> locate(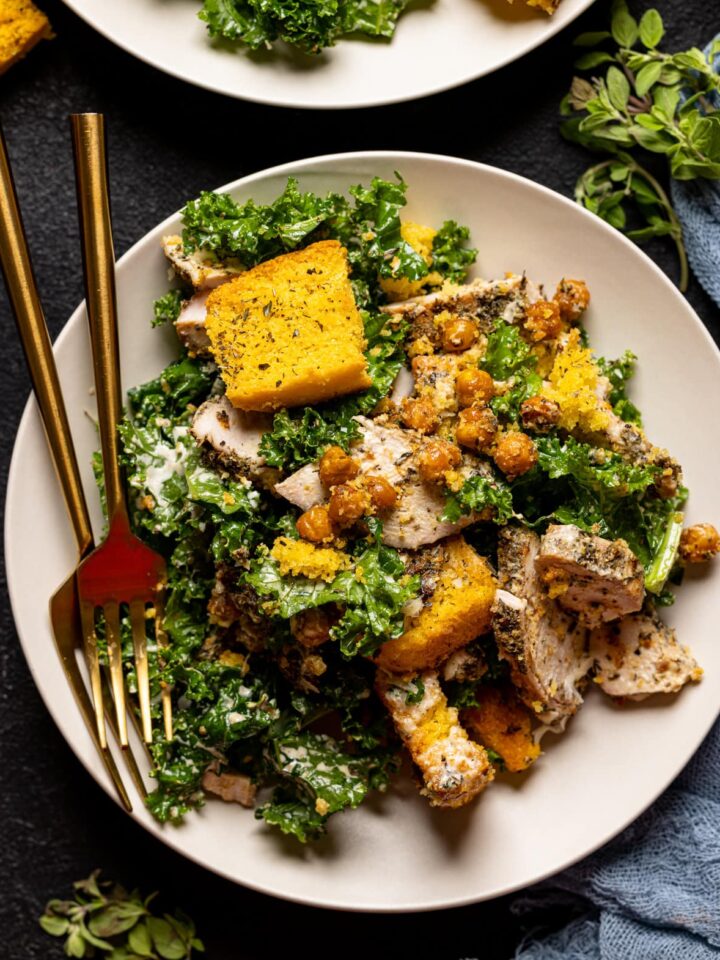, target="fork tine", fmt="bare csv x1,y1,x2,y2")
79,599,108,750
99,670,148,799
129,600,152,743
154,595,173,741
104,601,128,747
